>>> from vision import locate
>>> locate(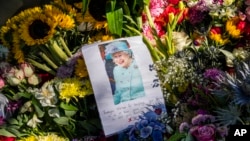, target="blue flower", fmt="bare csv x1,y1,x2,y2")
140,126,153,138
